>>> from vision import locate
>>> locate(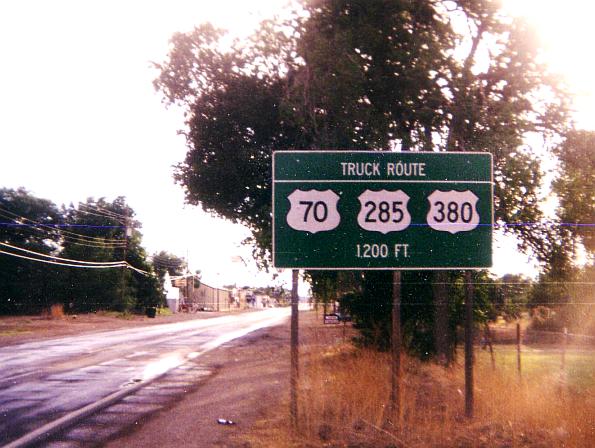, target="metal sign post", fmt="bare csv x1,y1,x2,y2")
273,151,493,423
390,271,402,425
290,269,299,429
